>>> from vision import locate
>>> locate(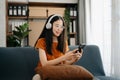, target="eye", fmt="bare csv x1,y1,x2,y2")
61,26,65,29
56,25,59,27
54,24,65,29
